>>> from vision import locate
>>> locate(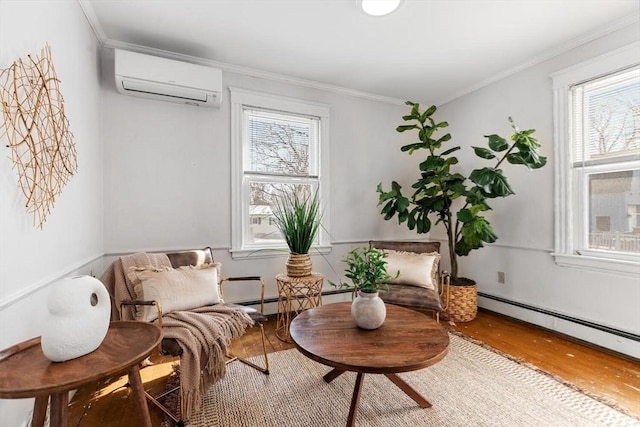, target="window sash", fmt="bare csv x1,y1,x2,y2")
570,66,640,165
572,161,640,258
242,107,320,178
242,175,320,250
